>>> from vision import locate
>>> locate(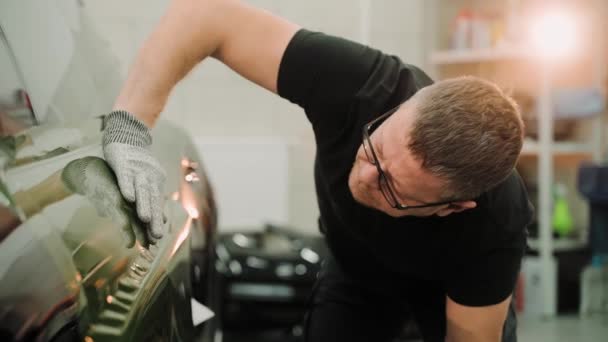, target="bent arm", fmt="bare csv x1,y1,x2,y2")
113,0,299,127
